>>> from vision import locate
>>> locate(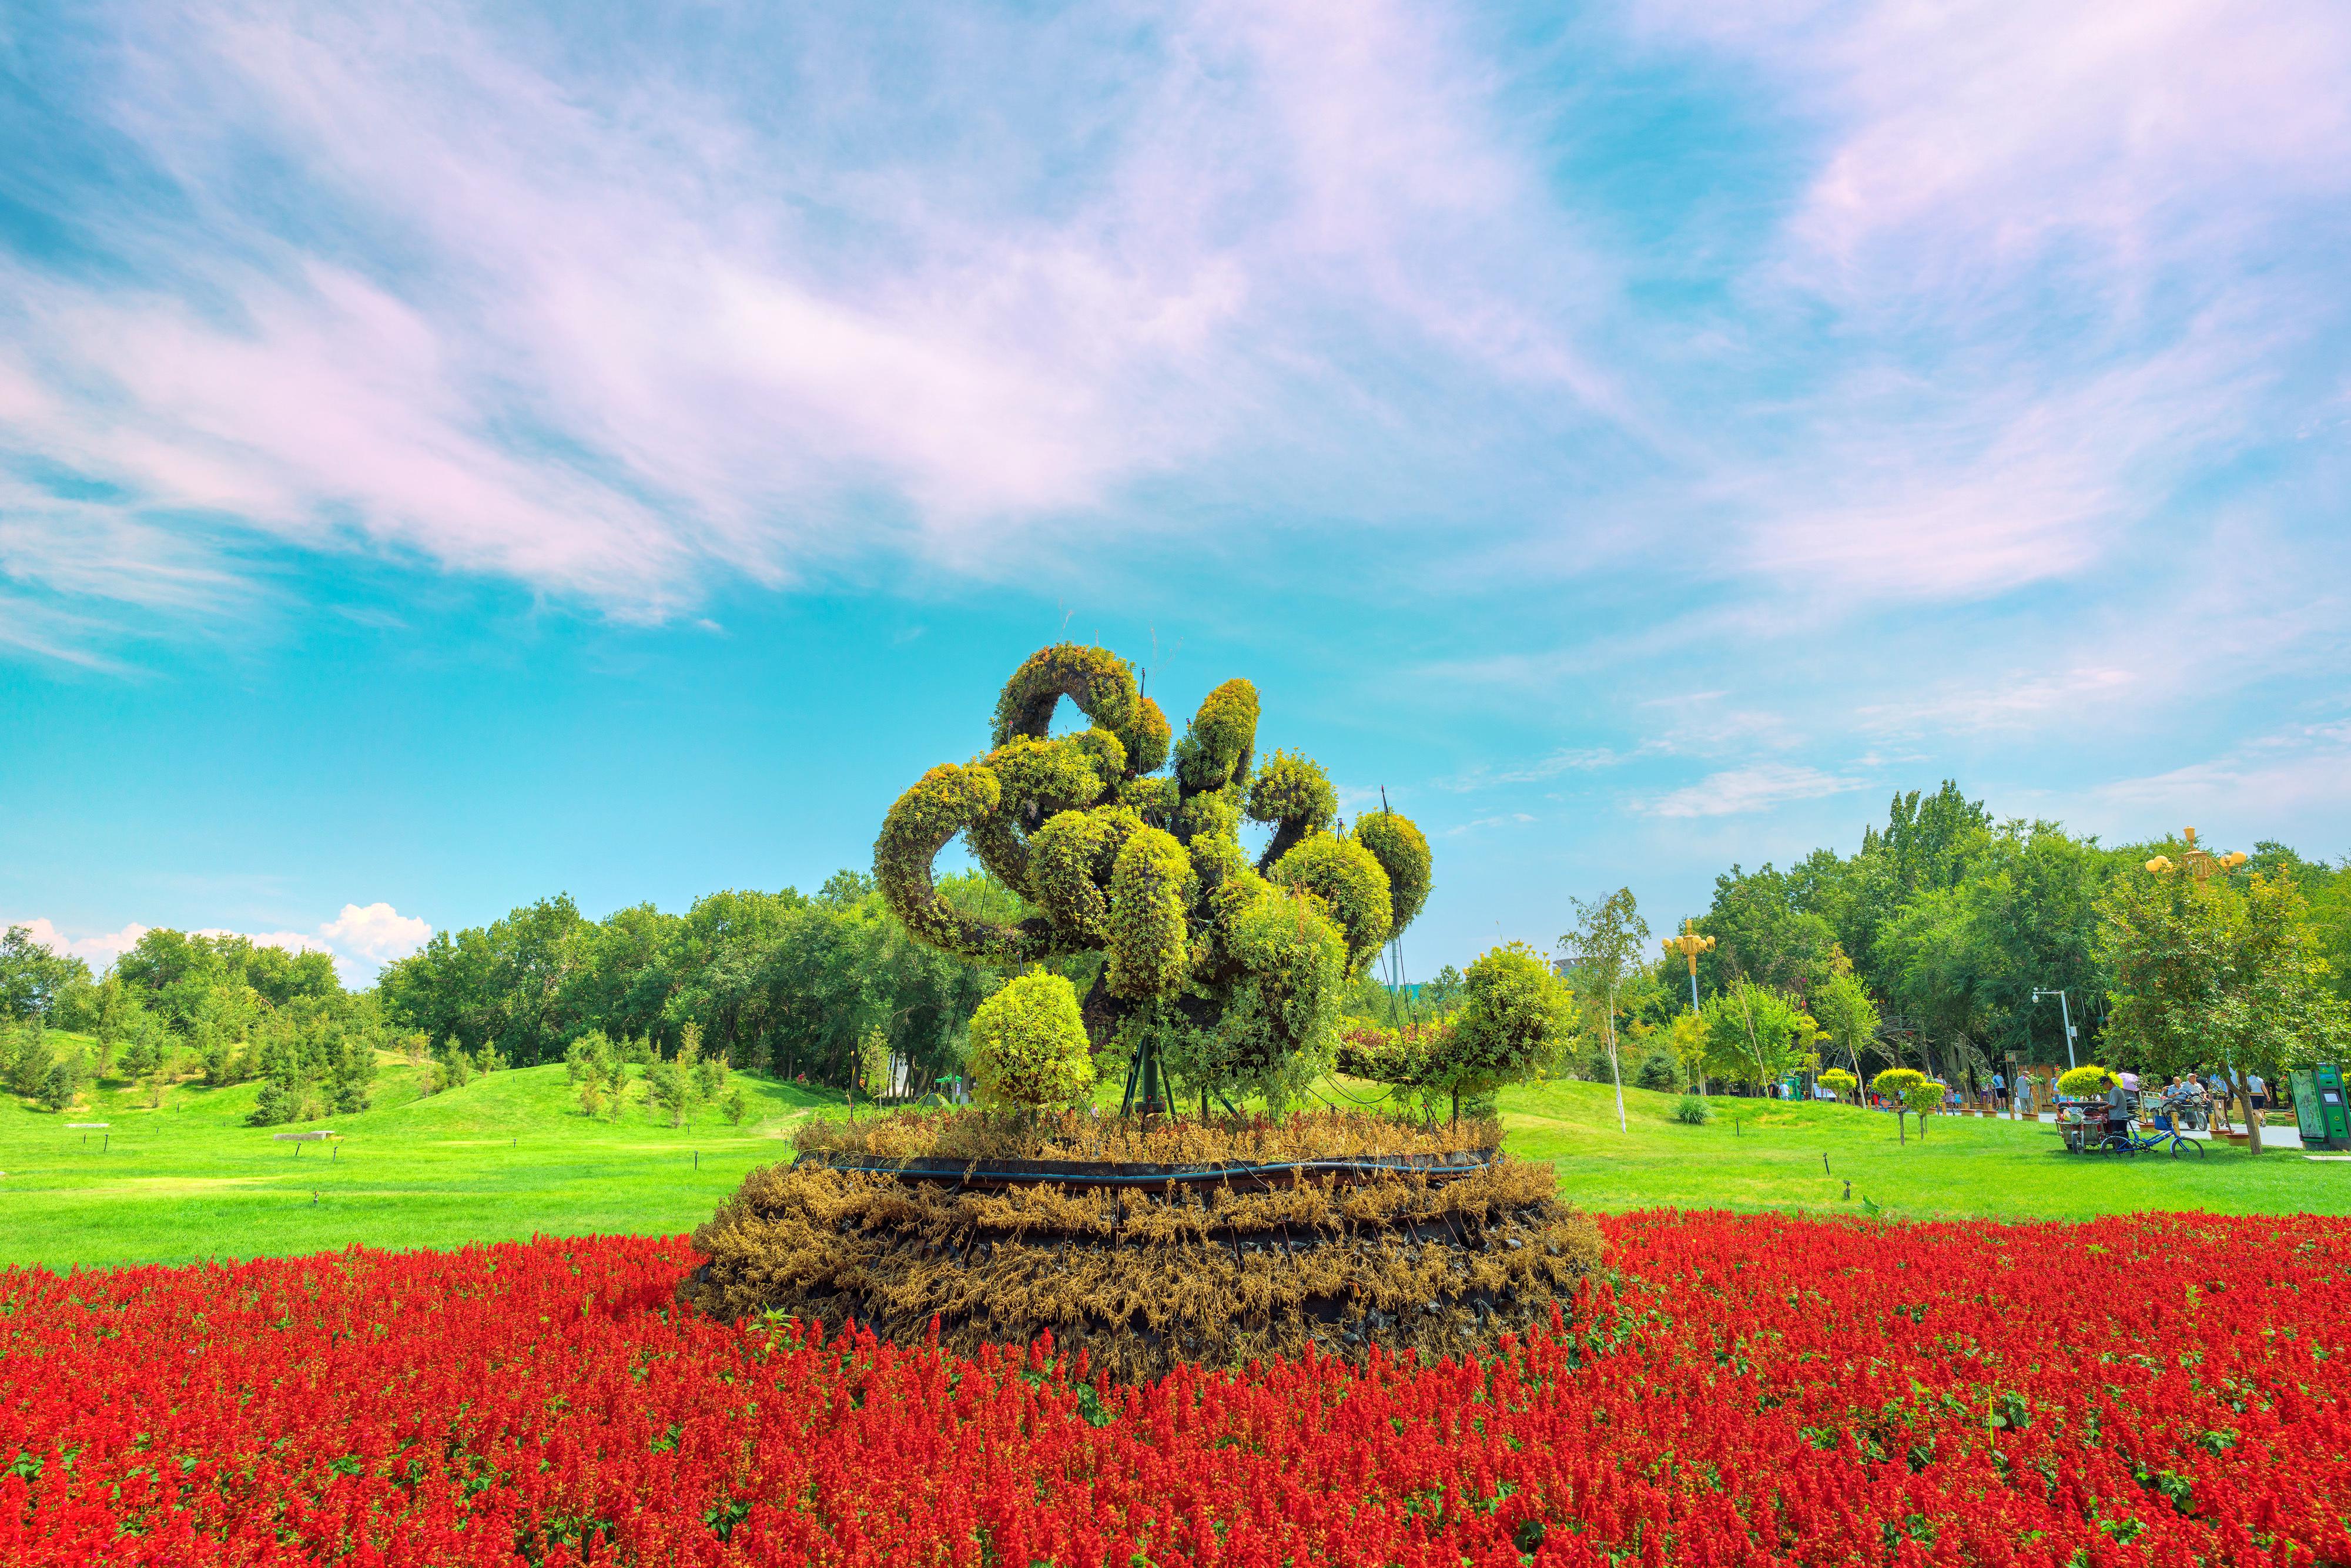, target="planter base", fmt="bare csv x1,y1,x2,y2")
684,1154,1600,1383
